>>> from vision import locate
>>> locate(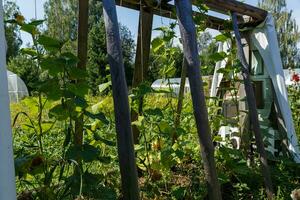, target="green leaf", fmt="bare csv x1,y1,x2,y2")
132,83,154,98
20,48,37,56
144,108,164,117
68,68,88,80
74,96,88,109
93,132,116,146
28,20,45,26
152,37,164,53
37,35,63,51
209,52,227,62
98,81,111,94
67,82,89,97
159,121,172,134
81,144,101,162
39,79,62,100
15,156,32,175
40,57,65,76
61,52,79,66
95,185,117,200
21,24,37,35
214,33,231,42
84,111,109,124
5,19,17,24
171,186,186,199
49,104,69,120
131,116,144,127
66,144,101,163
